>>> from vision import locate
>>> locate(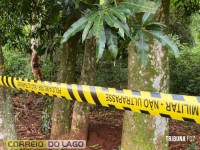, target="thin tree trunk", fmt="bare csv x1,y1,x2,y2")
2,90,17,139
0,34,17,150
50,10,81,139
50,37,78,139
121,1,170,149
0,34,5,149
70,38,96,140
